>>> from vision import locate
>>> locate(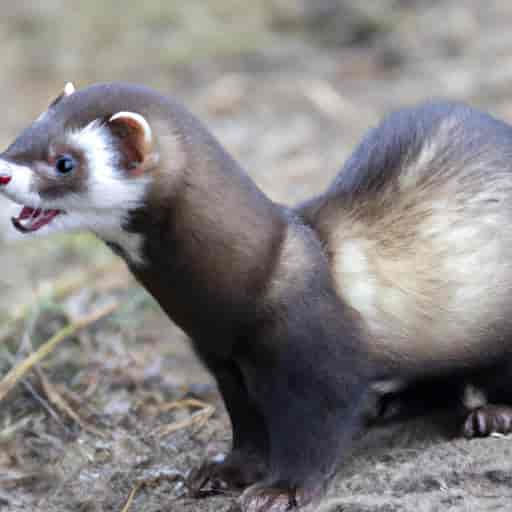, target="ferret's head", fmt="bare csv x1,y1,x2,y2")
0,82,173,257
